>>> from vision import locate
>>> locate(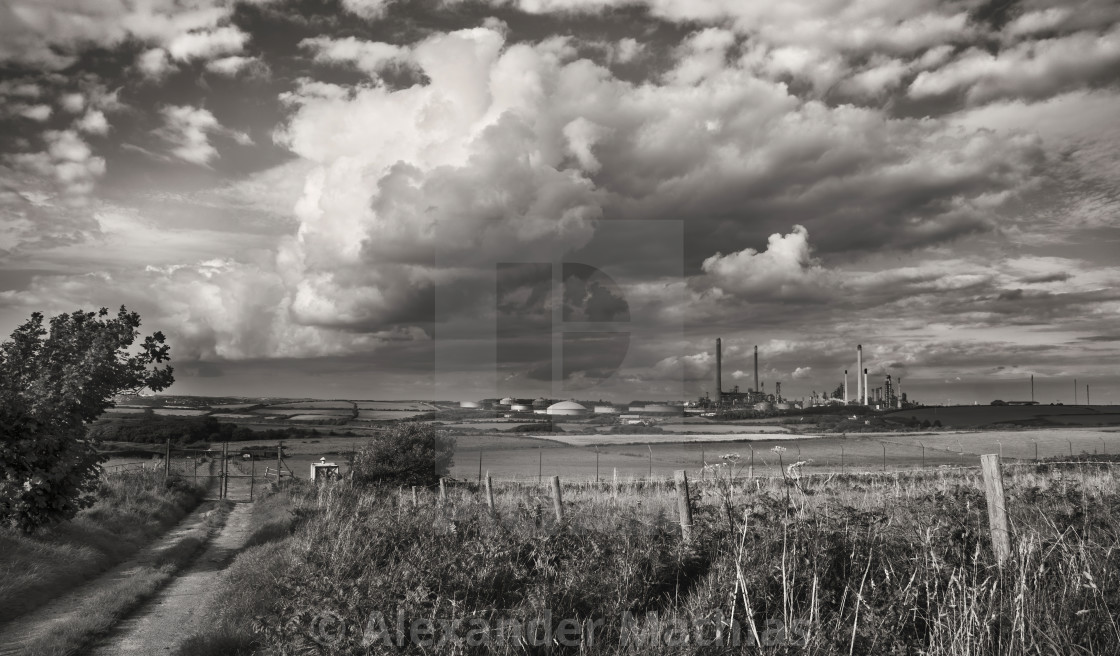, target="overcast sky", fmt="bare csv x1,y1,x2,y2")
1,0,1118,404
